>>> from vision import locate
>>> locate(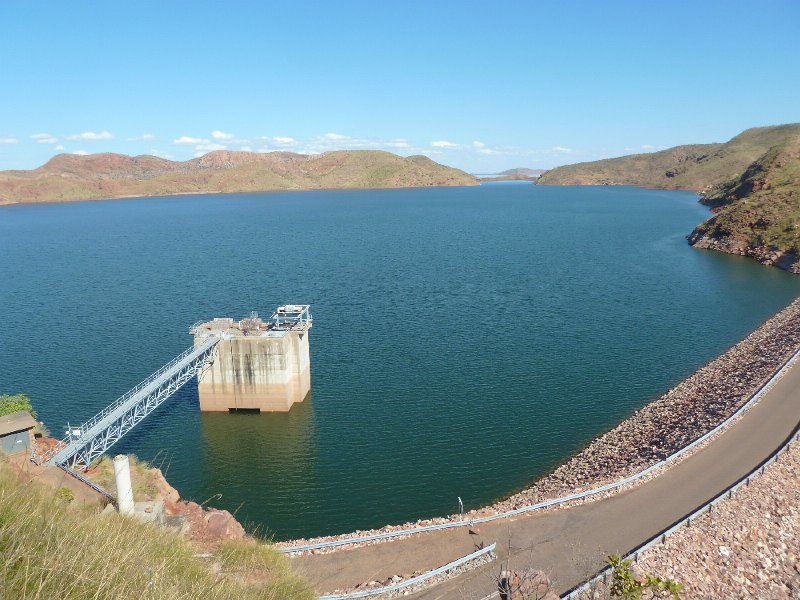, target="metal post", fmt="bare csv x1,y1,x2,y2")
114,454,135,515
